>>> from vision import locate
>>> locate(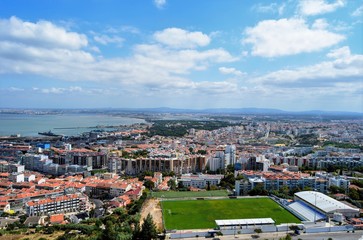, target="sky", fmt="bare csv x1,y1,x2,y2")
0,0,362,112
